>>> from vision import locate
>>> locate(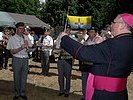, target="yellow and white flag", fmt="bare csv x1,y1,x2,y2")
67,15,92,29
